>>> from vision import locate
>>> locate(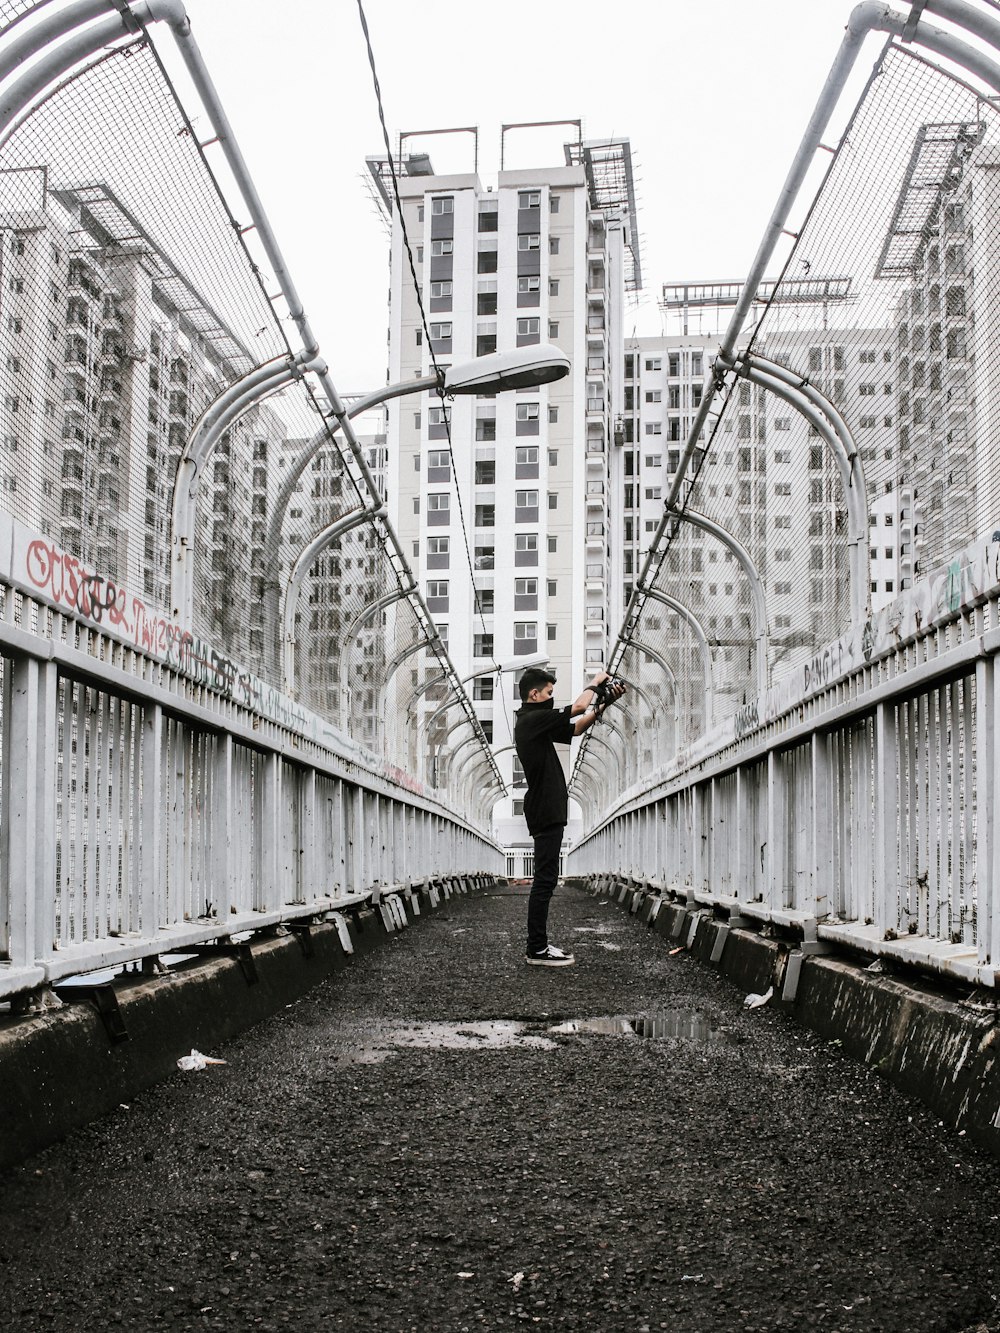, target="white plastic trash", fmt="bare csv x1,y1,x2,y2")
176,1049,227,1071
